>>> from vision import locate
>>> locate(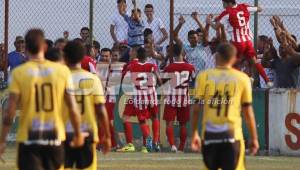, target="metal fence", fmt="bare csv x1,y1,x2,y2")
1,0,300,64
